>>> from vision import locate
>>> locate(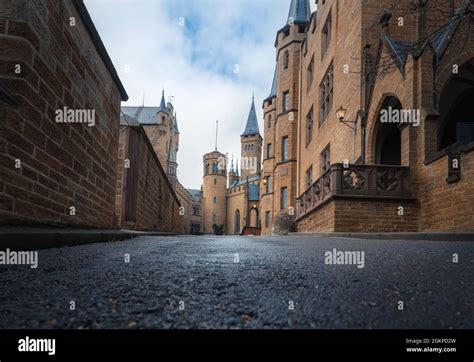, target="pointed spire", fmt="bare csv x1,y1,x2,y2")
229,154,235,173
267,65,278,100
286,0,311,25
159,88,166,112
241,95,260,137
236,158,239,176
